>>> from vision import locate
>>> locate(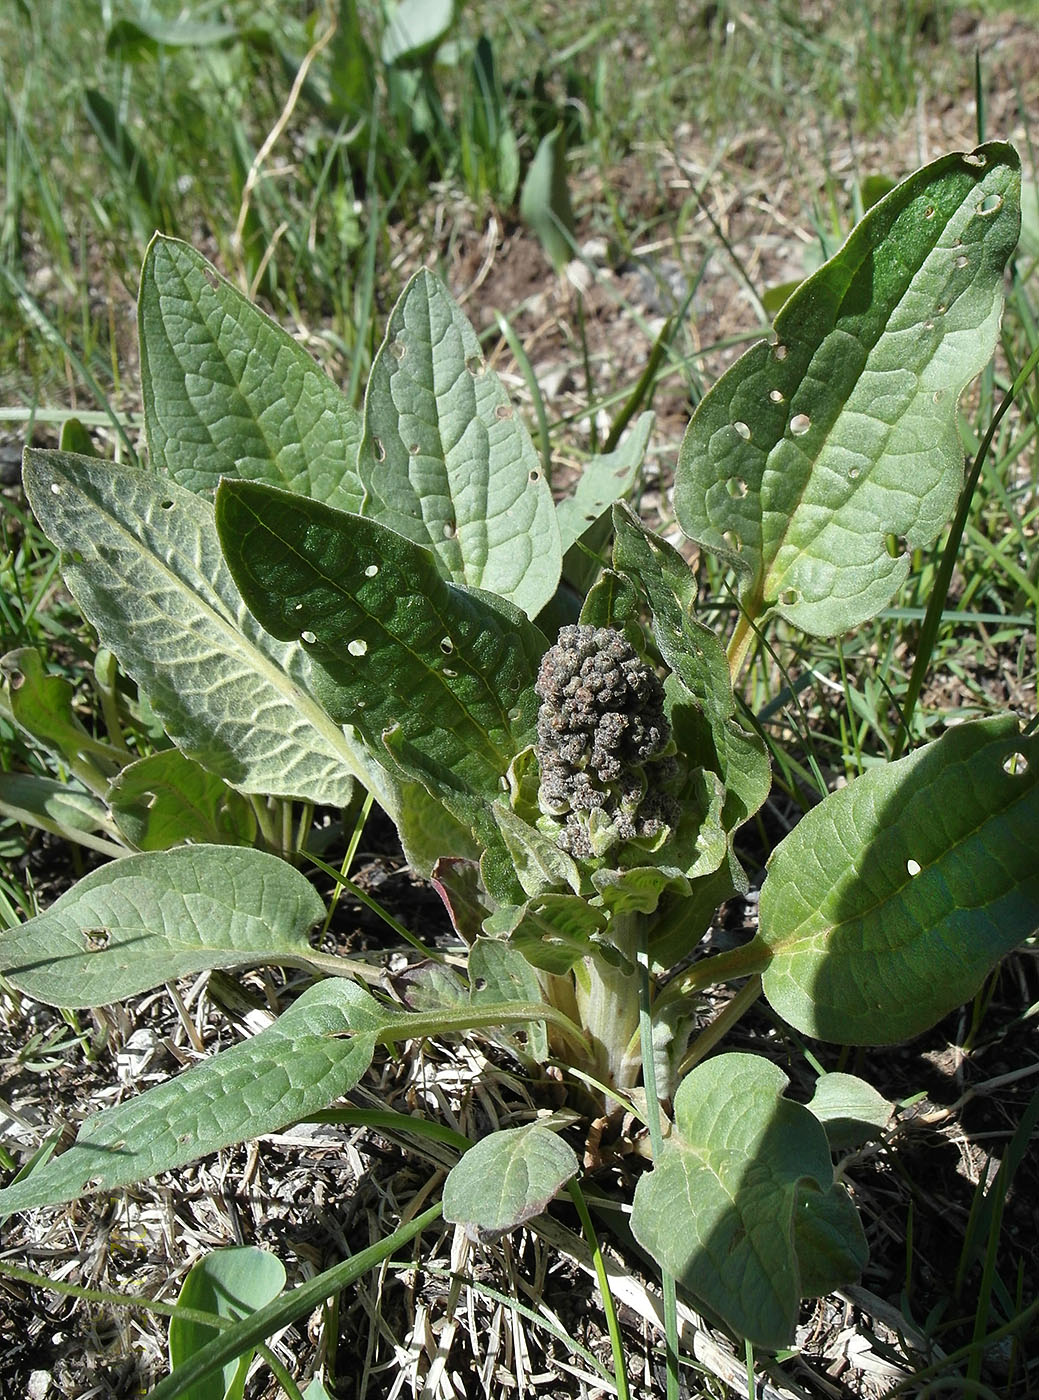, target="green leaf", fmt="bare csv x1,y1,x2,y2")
469,937,548,1061
327,0,375,120
359,268,560,618
1,646,115,769
106,17,243,58
578,568,641,632
674,143,1021,636
491,801,581,898
631,1053,862,1349
807,1073,894,1151
59,418,99,457
759,716,1039,1044
381,0,454,66
0,845,325,1008
0,979,388,1216
395,778,480,877
83,89,162,227
555,413,653,556
169,1247,286,1400
520,127,575,272
0,773,111,839
443,1123,578,1239
590,864,692,918
503,893,606,976
611,507,771,848
215,479,544,831
22,452,369,809
140,236,363,512
109,749,257,850
146,1207,443,1400
793,1182,868,1302
465,36,519,206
